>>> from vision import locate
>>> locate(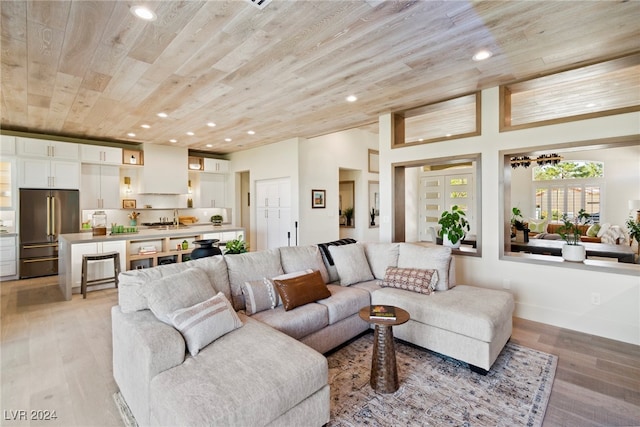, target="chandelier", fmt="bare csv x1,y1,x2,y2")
510,153,562,169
